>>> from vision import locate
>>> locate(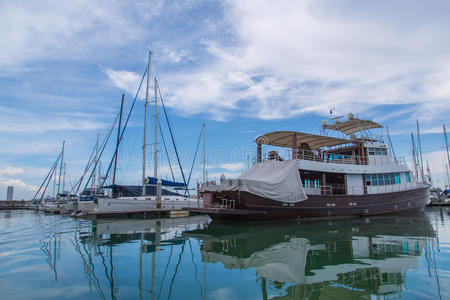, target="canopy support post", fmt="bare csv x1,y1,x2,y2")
291,133,297,160
257,143,262,163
